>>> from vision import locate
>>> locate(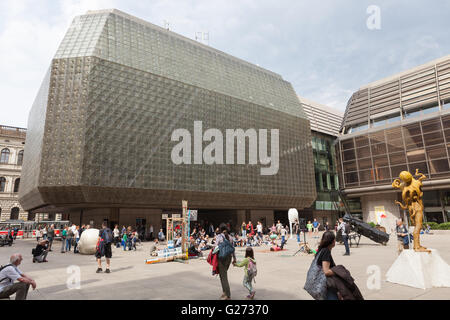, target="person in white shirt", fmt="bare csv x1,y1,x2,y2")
149,225,154,240
337,218,350,256
280,226,287,244
256,222,263,241
0,254,36,300
113,225,120,247
73,226,80,253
